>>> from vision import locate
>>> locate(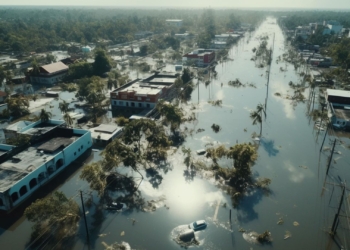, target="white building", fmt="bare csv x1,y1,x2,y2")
30,62,68,85
326,89,350,129
0,119,92,212
89,124,123,145
295,26,312,39
166,19,183,27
